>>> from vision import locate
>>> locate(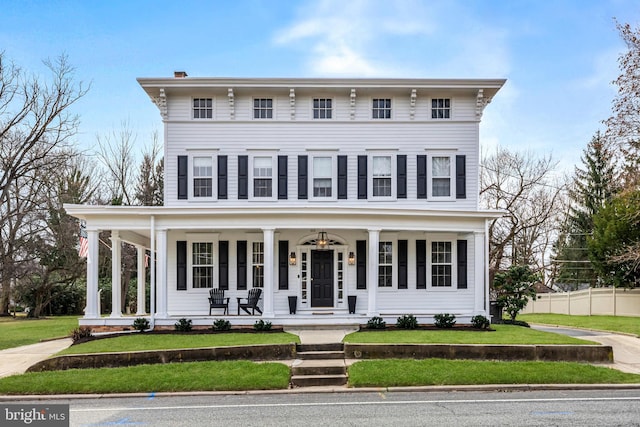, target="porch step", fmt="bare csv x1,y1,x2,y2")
291,374,347,387
291,343,348,388
296,350,345,360
292,359,346,376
